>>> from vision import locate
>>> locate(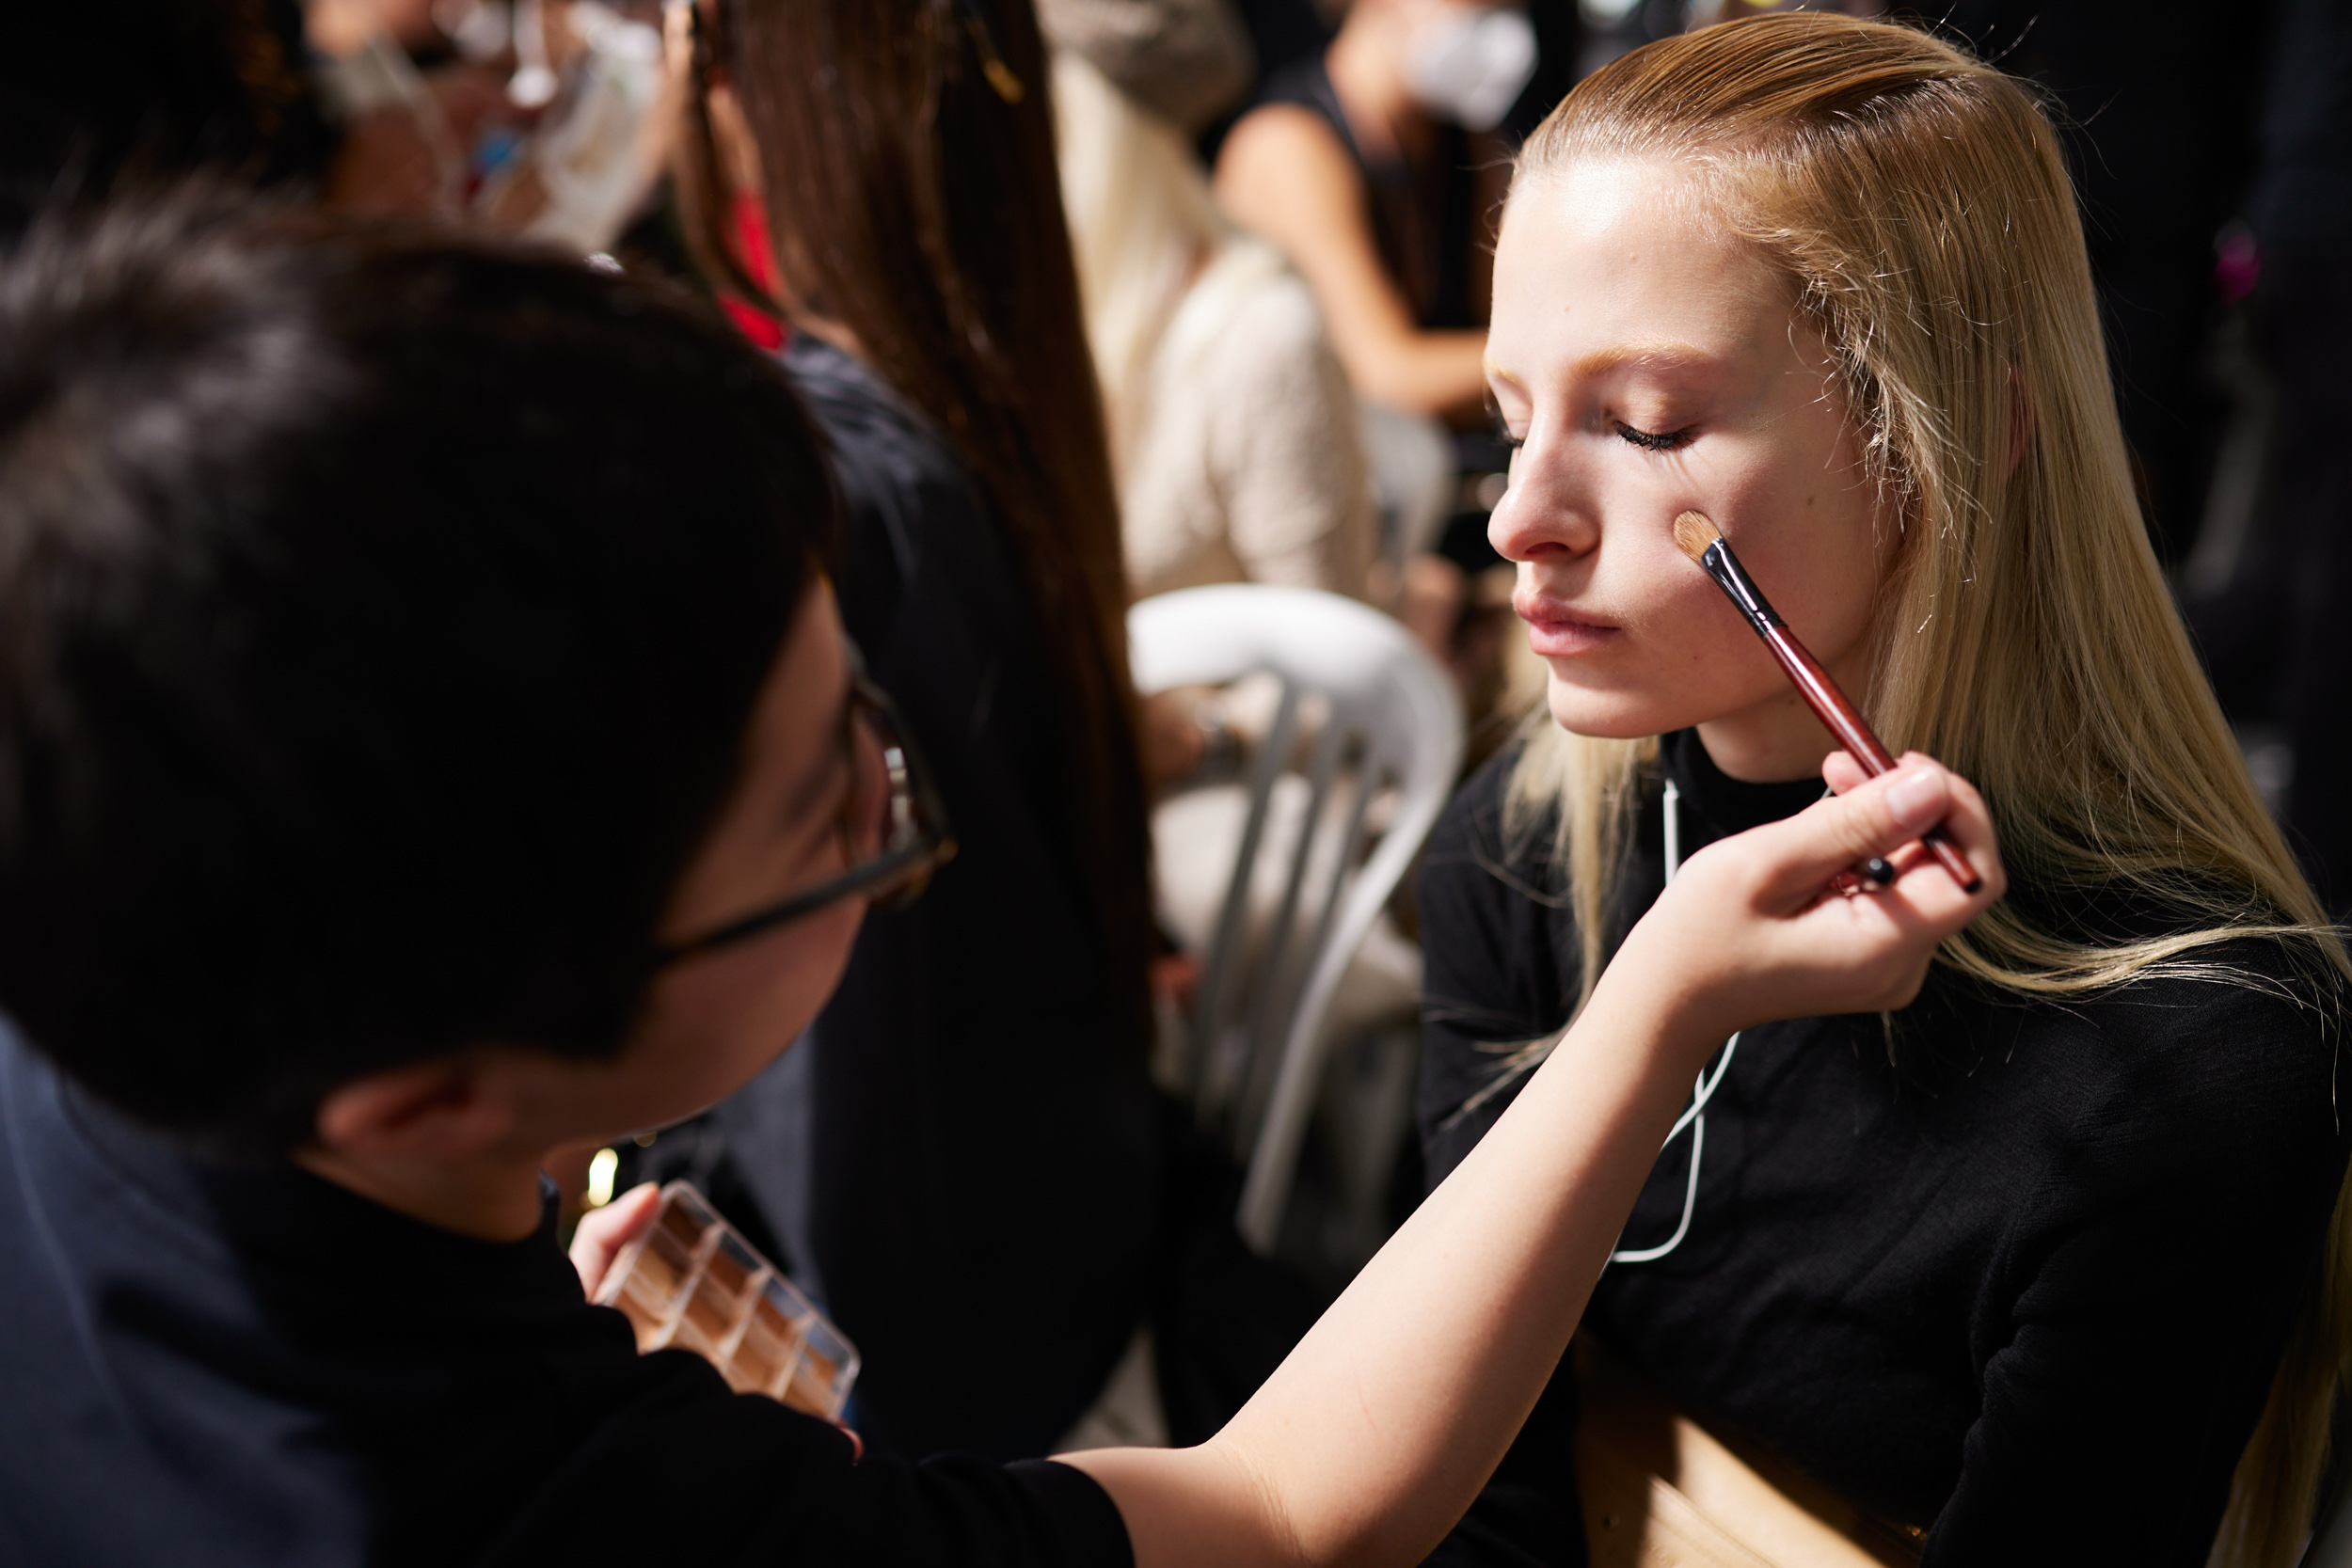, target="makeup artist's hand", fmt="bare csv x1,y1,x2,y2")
568,1180,661,1299
1820,747,1966,858
1602,755,2004,1045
